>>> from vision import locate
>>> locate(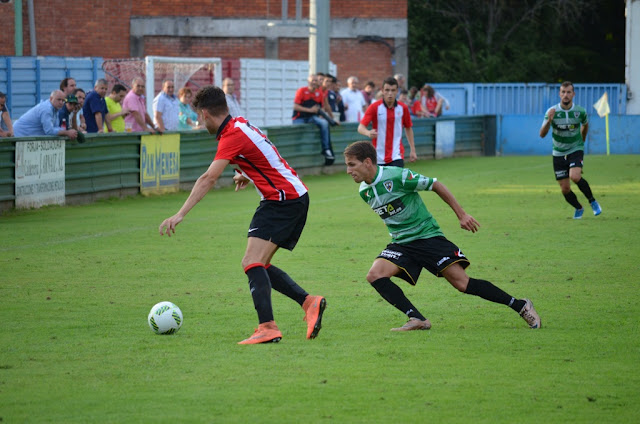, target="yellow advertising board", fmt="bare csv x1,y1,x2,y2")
140,134,180,195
